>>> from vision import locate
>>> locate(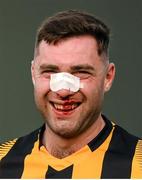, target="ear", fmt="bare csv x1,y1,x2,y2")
31,60,35,86
104,63,115,92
